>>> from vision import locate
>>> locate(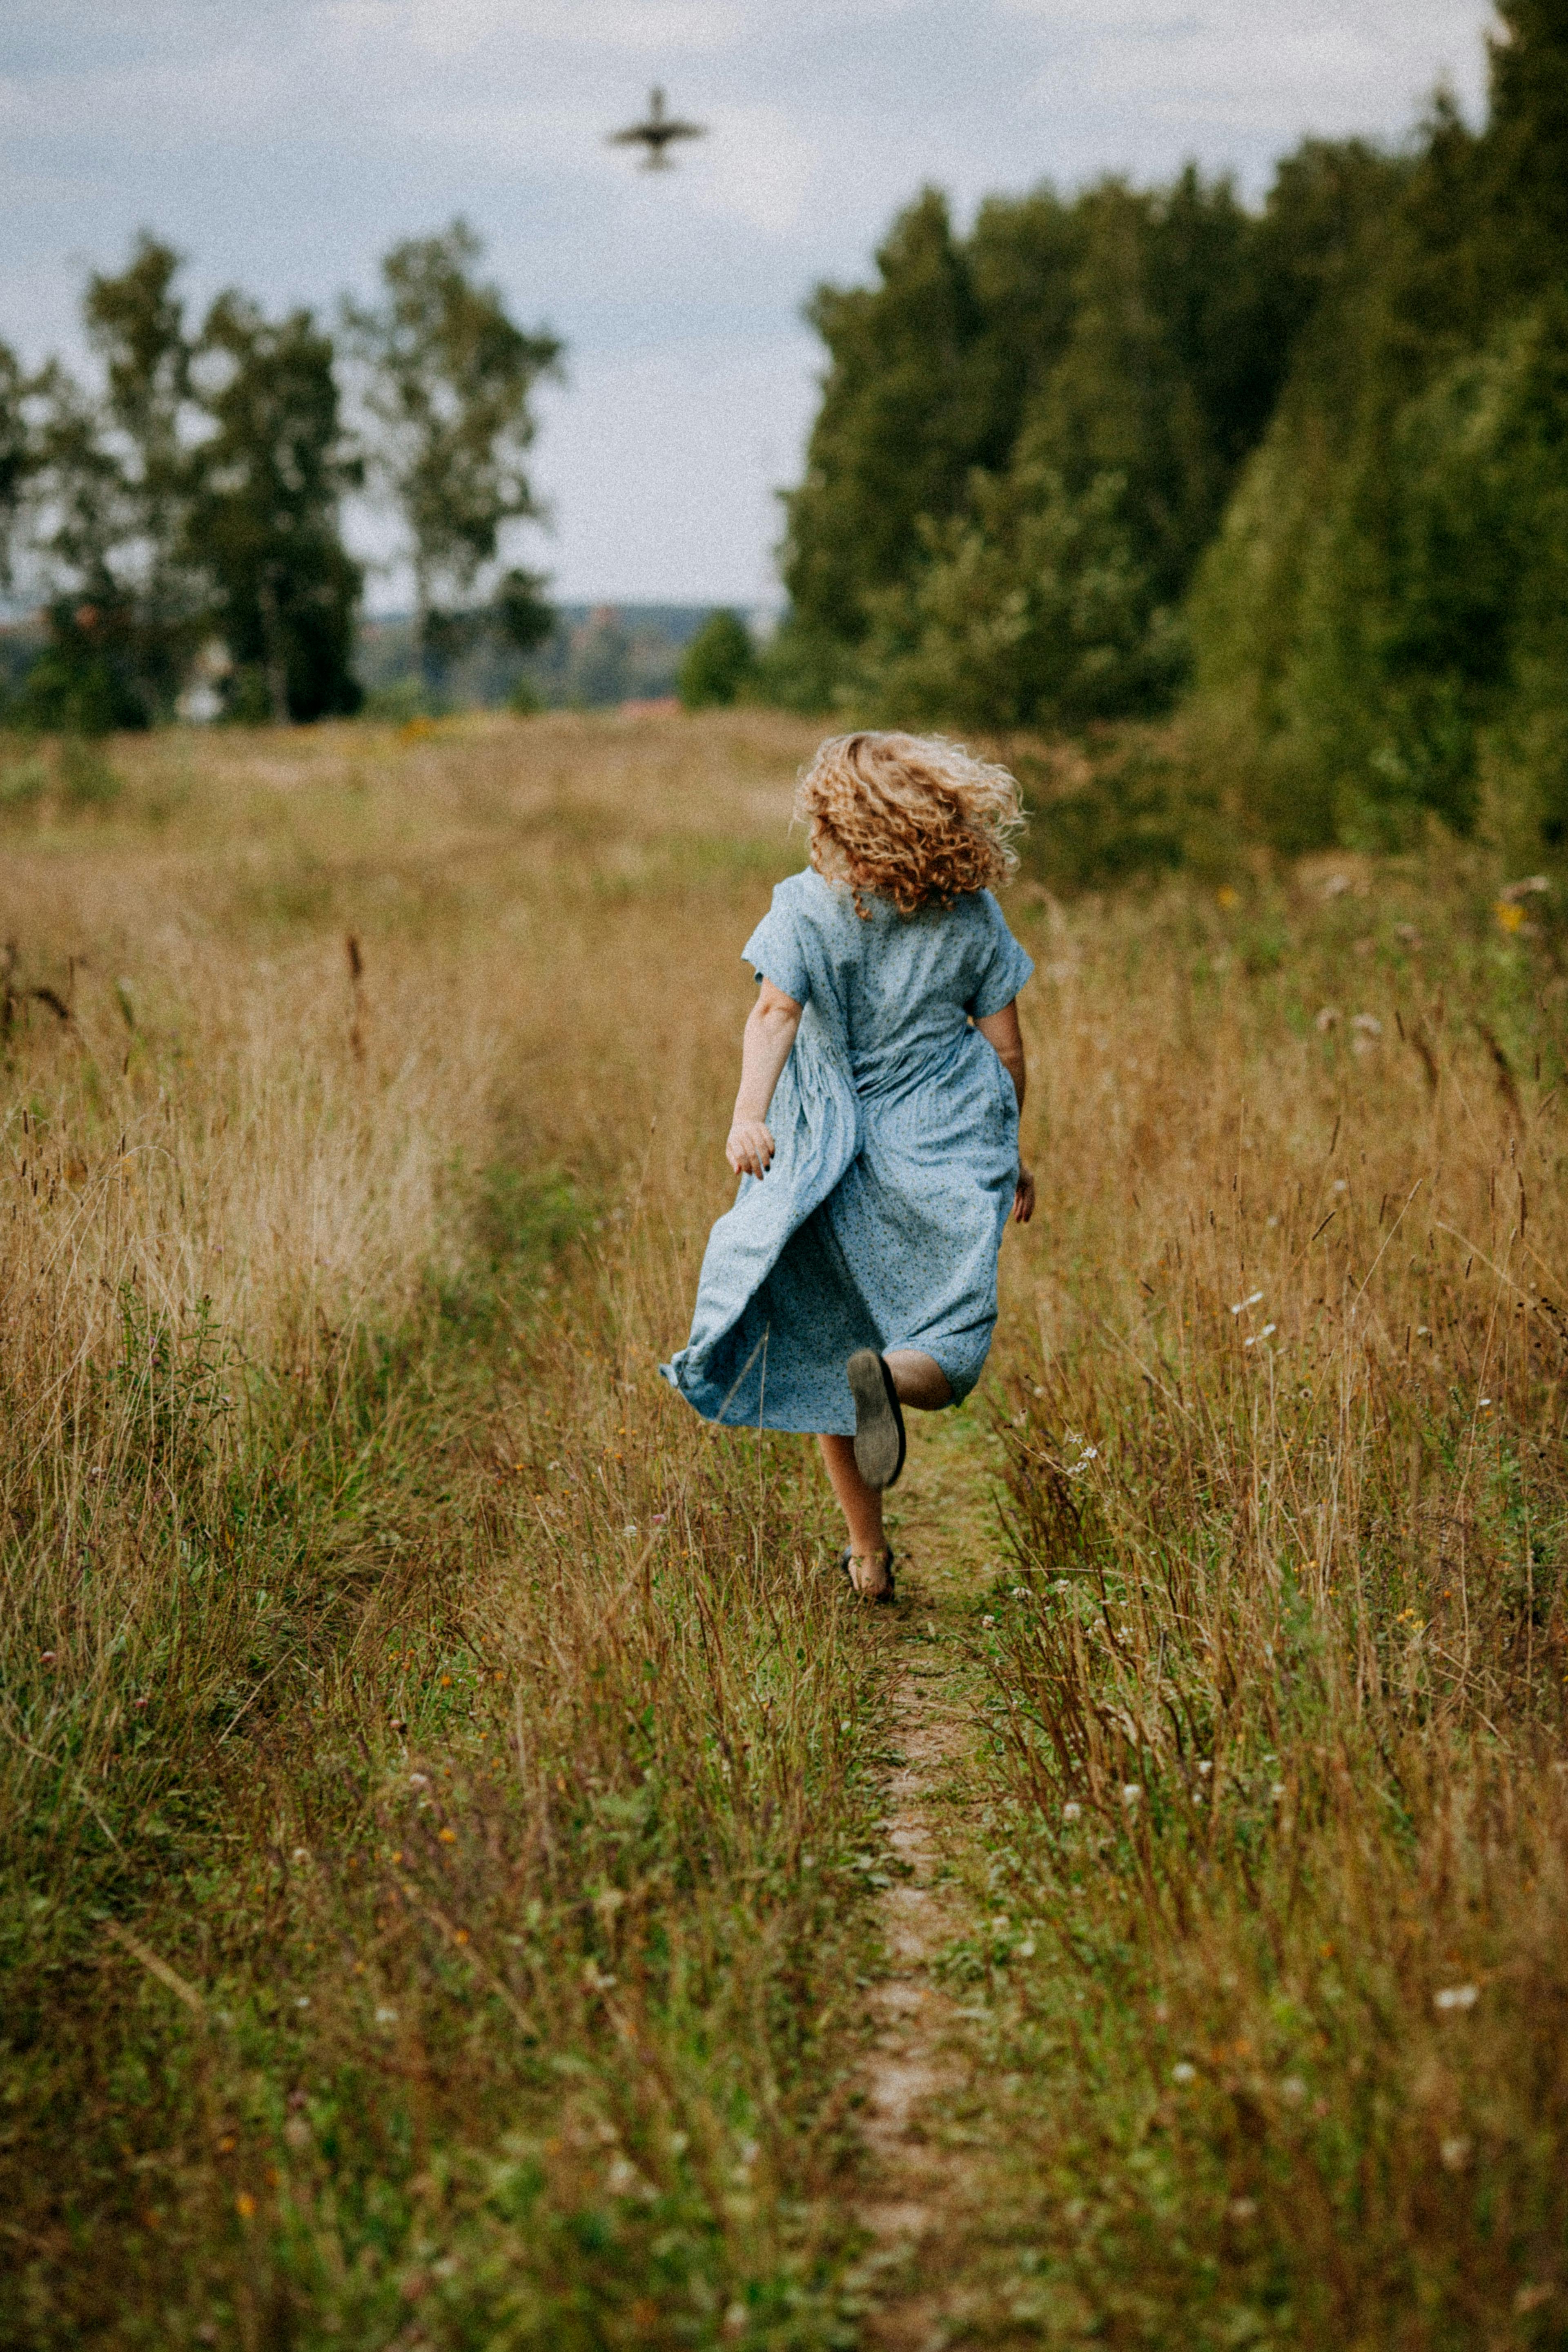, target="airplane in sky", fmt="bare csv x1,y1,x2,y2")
607,87,708,171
